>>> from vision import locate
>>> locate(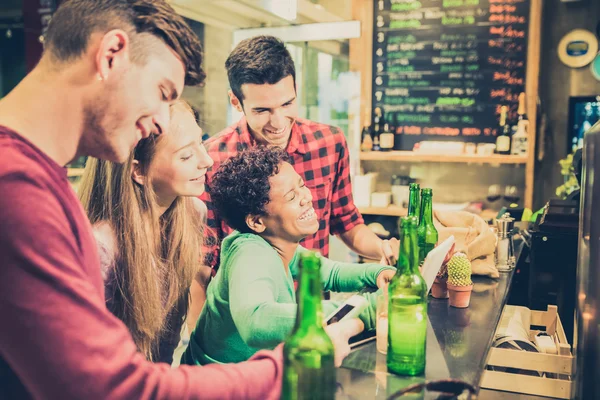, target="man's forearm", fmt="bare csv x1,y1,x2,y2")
338,224,384,260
